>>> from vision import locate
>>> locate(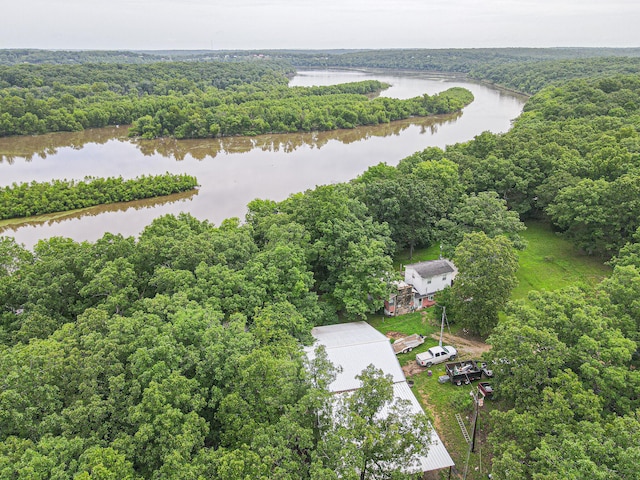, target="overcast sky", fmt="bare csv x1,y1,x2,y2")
2,0,639,51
